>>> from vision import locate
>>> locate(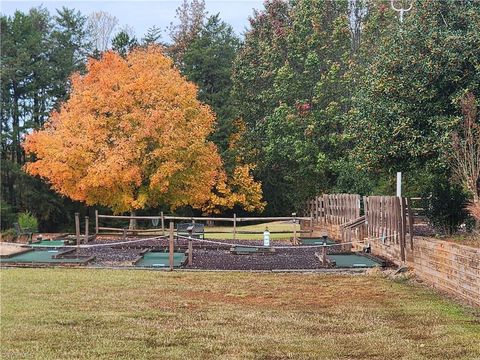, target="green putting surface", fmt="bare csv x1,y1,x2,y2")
299,238,336,245
135,251,186,268
29,240,66,247
1,250,86,264
328,254,382,268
